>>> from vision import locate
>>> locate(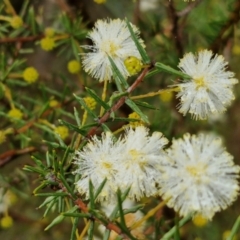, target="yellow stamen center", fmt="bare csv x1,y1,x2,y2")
101,41,119,56
194,77,205,89
129,149,146,168
186,163,207,182
102,162,112,169
109,42,119,56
